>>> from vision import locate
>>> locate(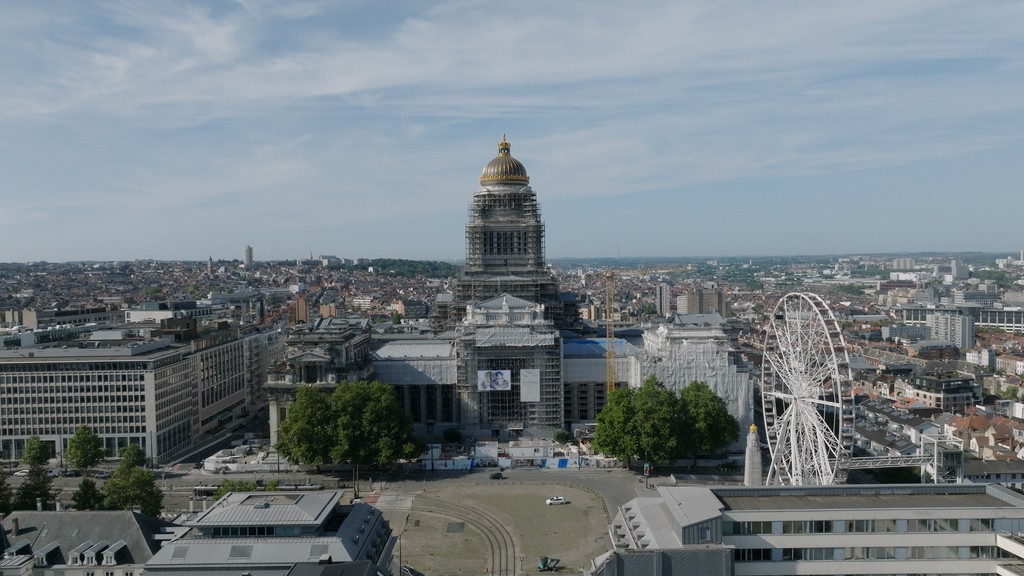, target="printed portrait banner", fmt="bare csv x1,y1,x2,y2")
476,369,512,391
